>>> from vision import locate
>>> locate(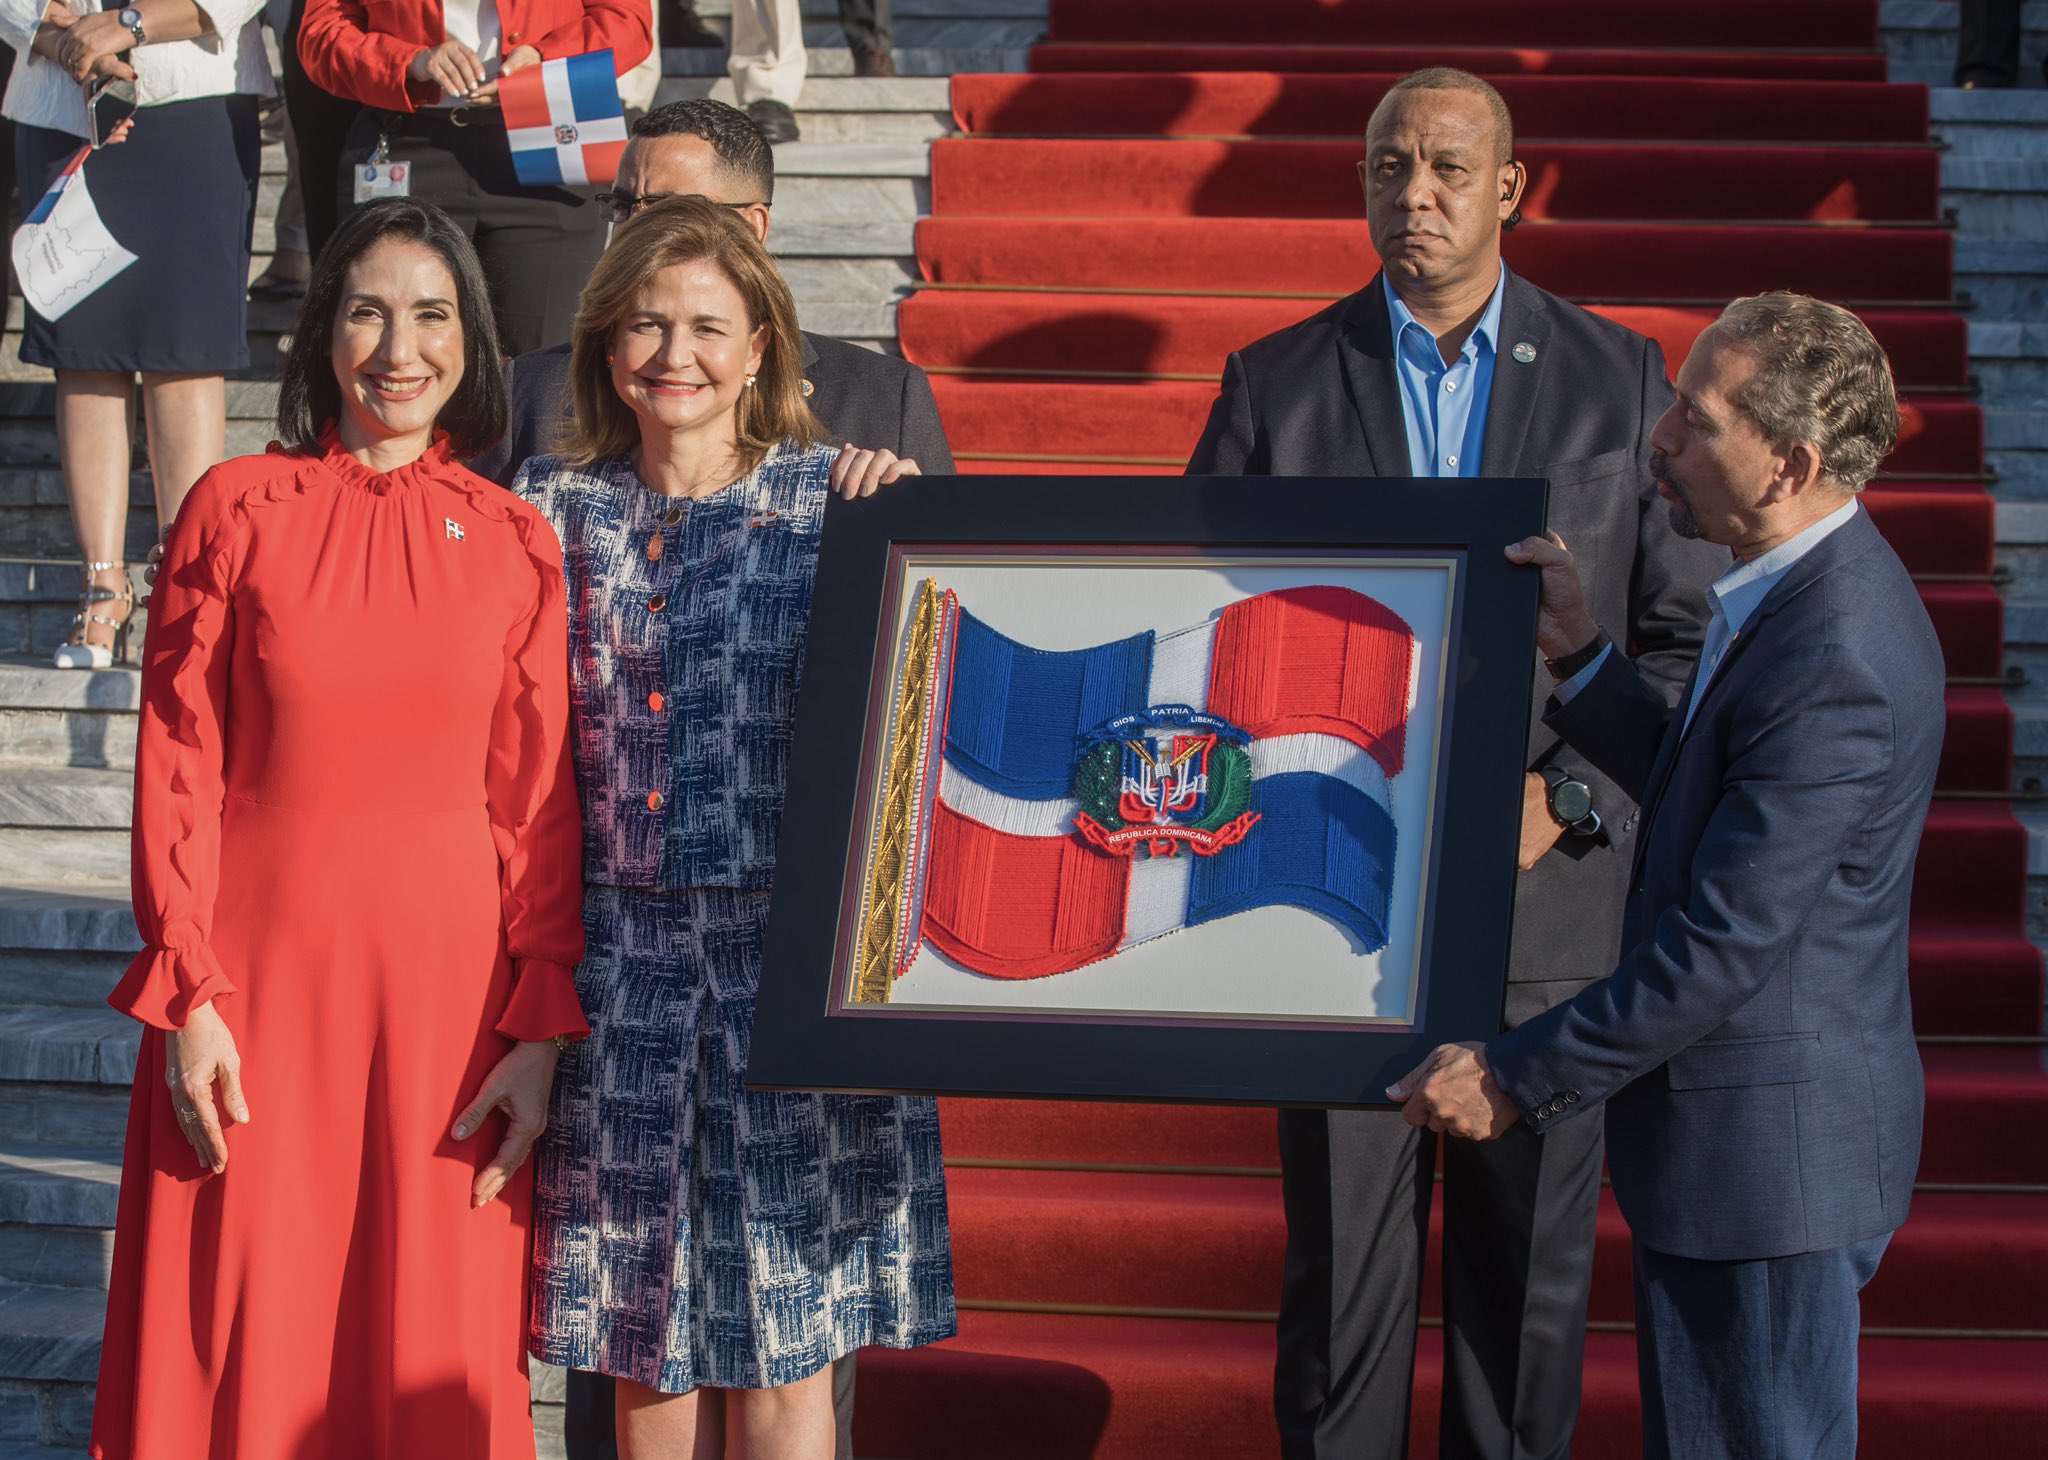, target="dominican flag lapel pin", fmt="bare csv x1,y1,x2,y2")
502,51,627,188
